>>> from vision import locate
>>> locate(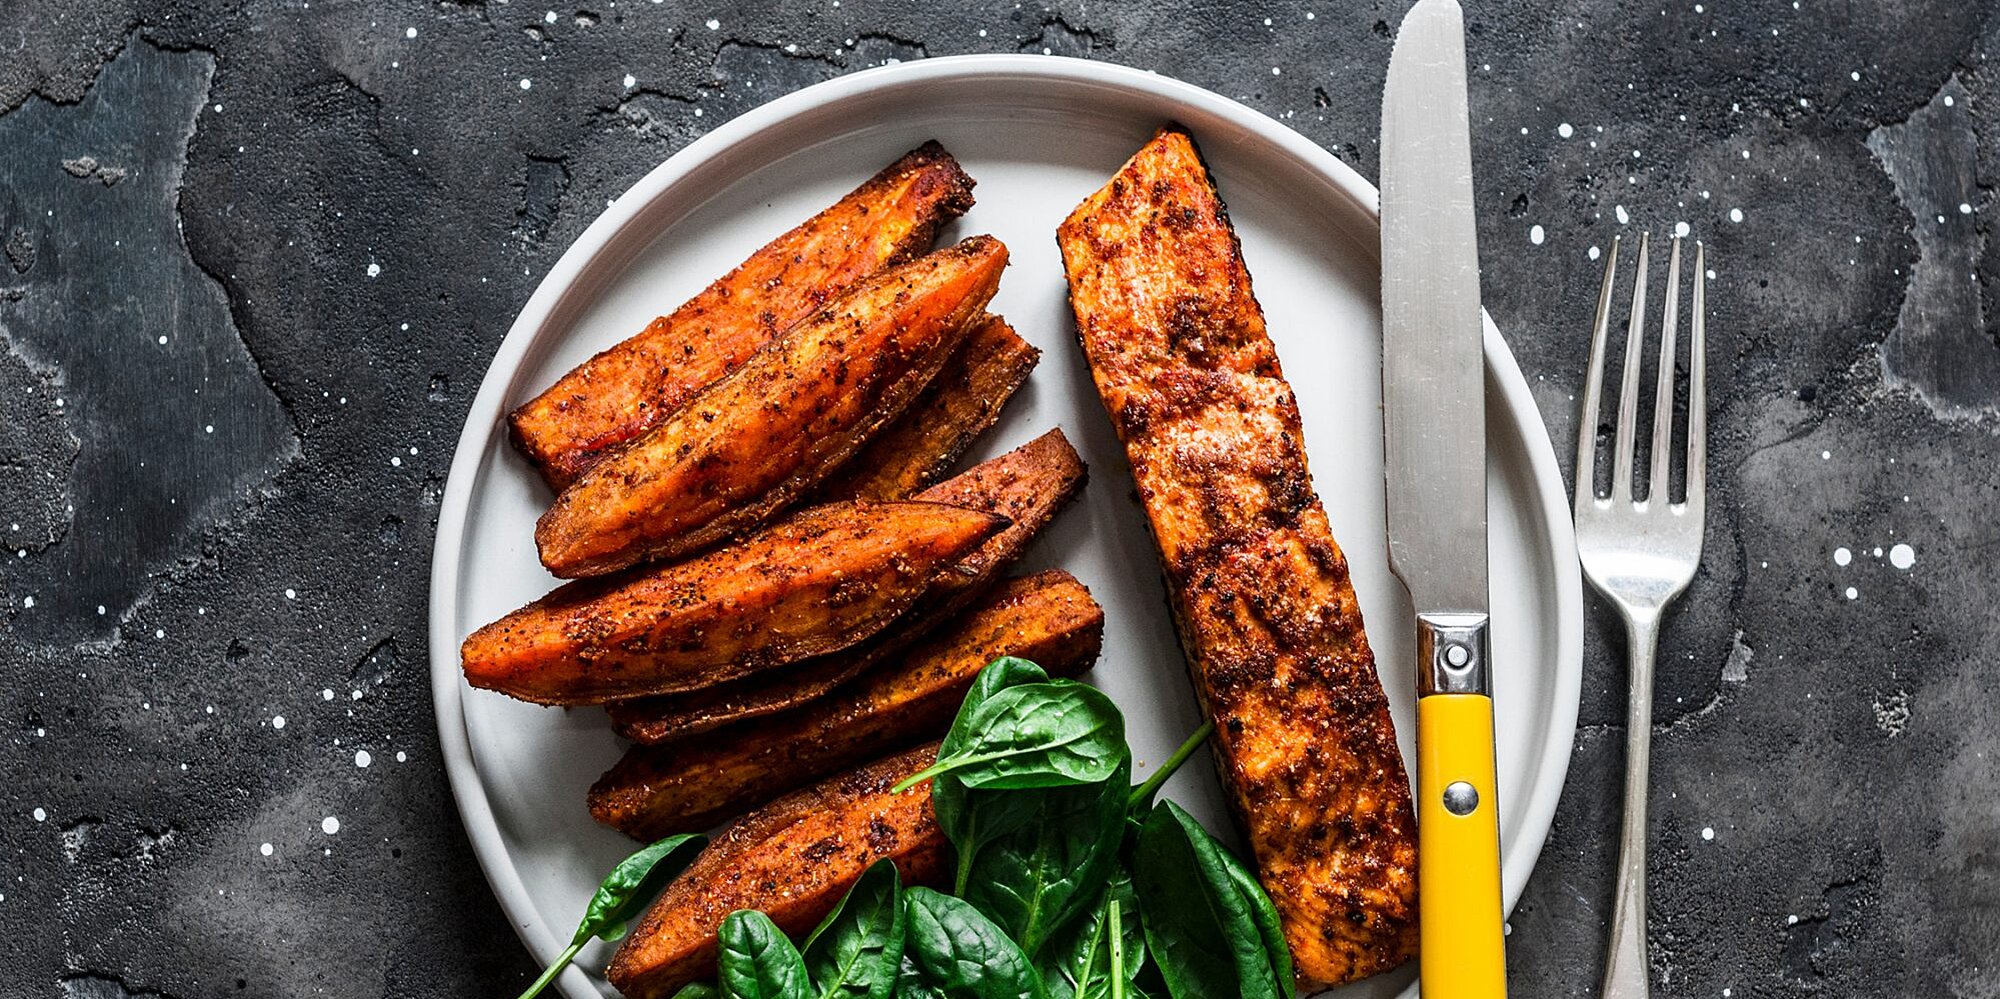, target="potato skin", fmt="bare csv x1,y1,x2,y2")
589,569,1103,838
1057,127,1417,987
809,314,1041,503
534,235,1009,578
605,744,949,999
603,428,1087,742
460,501,1005,704
508,143,976,490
